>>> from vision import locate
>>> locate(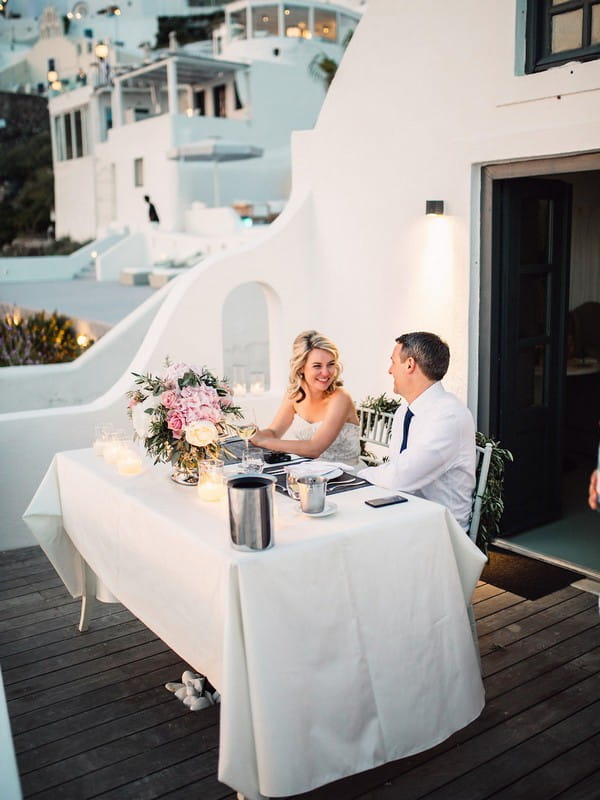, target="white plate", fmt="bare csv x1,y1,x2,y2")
299,501,337,518
284,462,343,480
